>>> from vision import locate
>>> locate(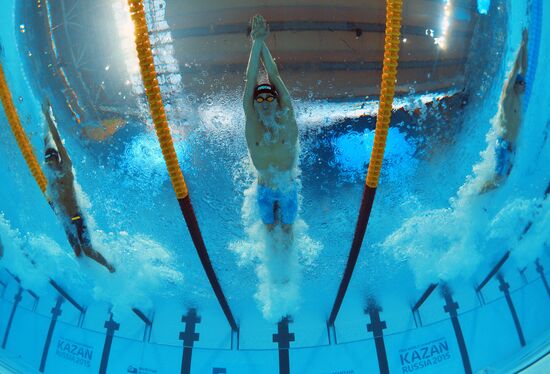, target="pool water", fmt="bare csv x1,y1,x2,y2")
0,0,549,373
